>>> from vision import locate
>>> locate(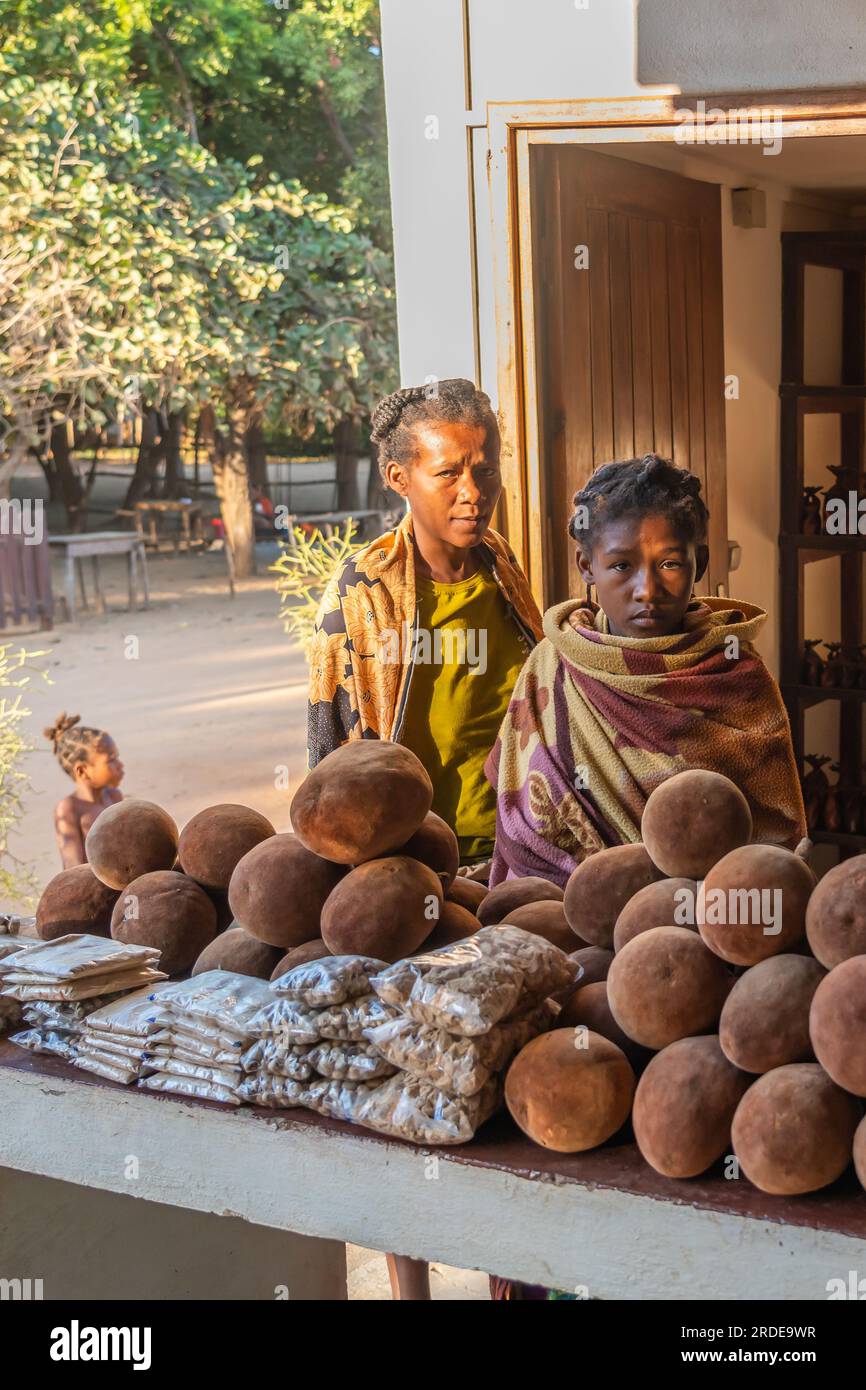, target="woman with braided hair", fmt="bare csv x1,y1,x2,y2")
486,453,806,892
308,378,542,869
45,714,125,868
